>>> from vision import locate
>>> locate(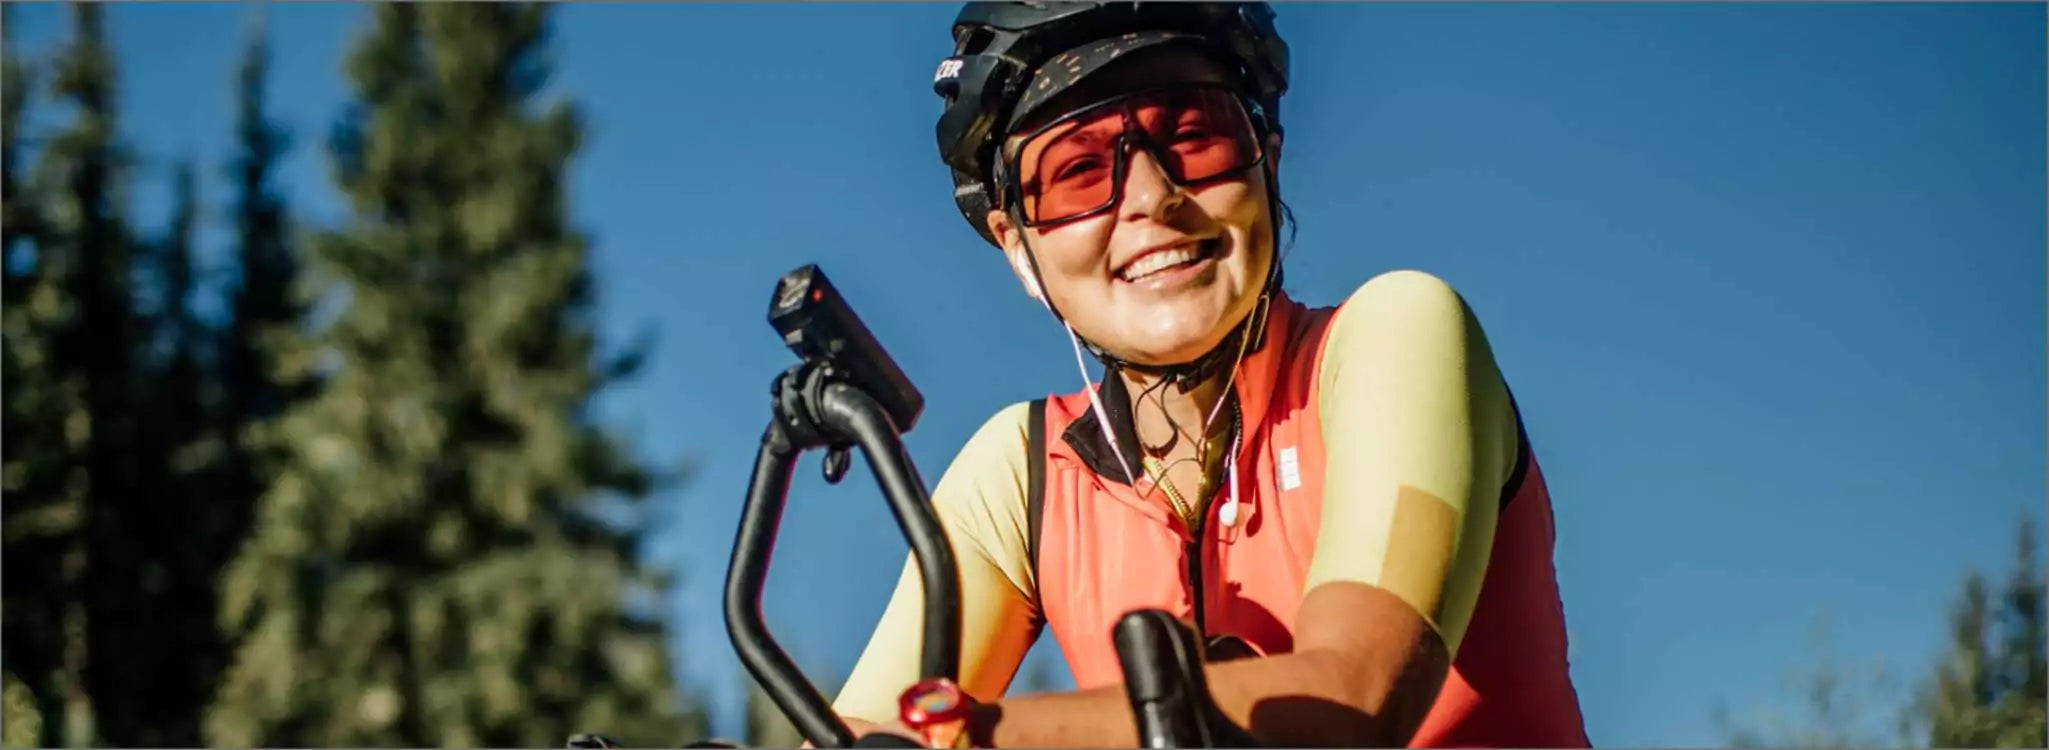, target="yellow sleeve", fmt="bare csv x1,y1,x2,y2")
1305,270,1520,658
831,402,1043,724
